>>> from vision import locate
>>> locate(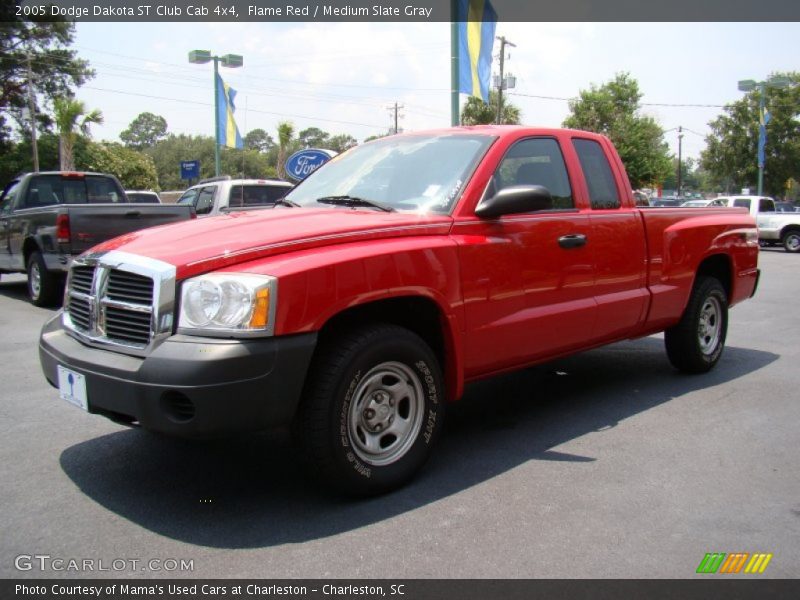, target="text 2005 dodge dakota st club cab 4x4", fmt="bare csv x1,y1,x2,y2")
39,127,760,495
